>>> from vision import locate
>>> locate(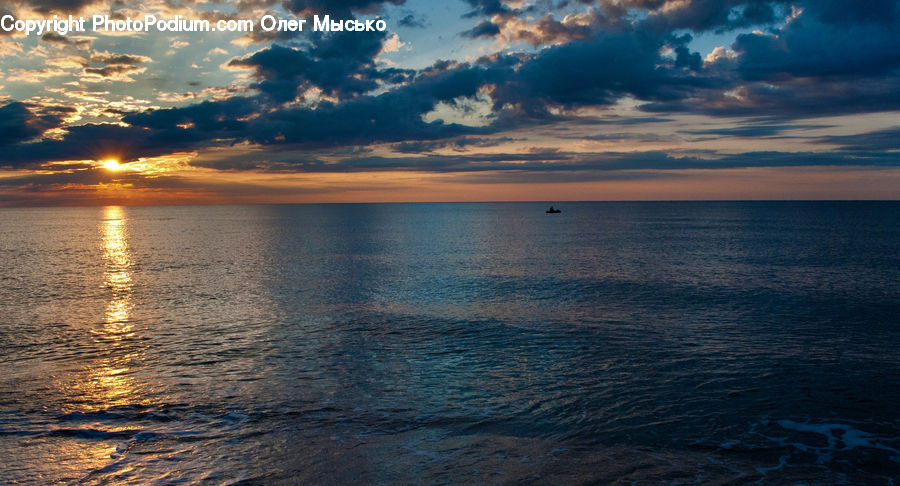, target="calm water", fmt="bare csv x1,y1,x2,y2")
1,202,899,484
